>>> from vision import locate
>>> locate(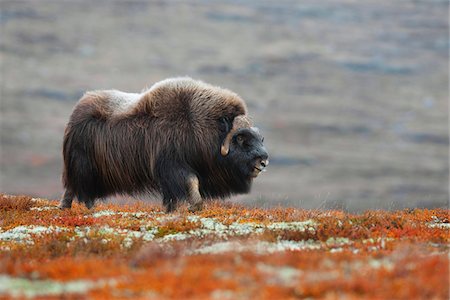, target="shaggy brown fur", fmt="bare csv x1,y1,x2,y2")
60,77,268,212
